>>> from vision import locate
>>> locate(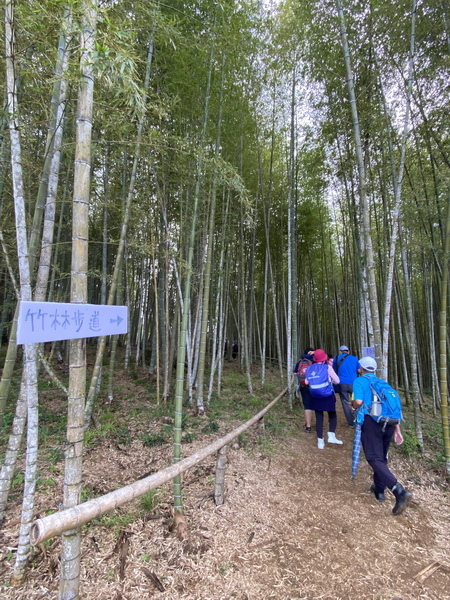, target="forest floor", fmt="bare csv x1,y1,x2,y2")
0,362,449,600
